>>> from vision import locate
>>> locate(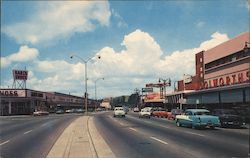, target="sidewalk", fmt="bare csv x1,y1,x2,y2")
46,116,115,158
